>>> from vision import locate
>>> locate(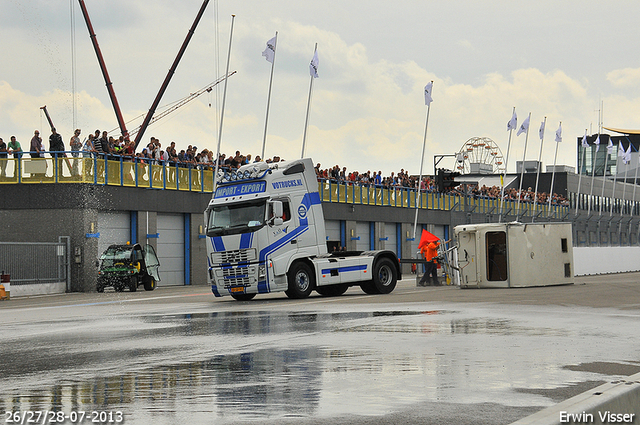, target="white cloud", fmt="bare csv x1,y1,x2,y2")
1,1,638,180
607,67,640,88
